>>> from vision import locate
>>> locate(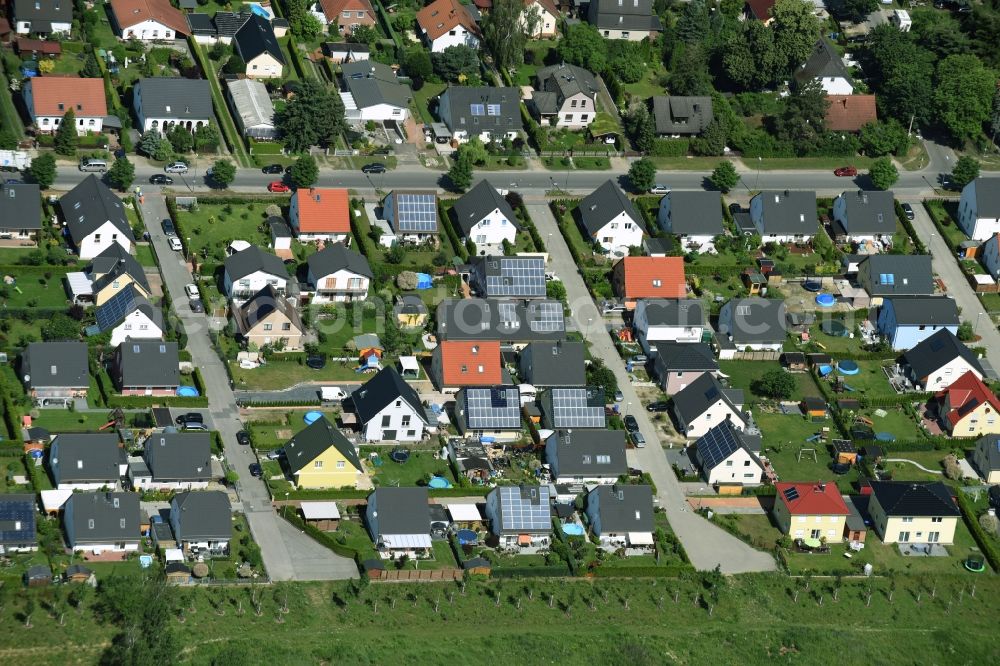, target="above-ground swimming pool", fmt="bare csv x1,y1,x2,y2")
303,411,323,425
838,360,860,375
815,293,835,307
803,280,822,292
428,476,453,489
456,529,478,545
822,320,849,337
562,524,585,536
176,386,199,397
